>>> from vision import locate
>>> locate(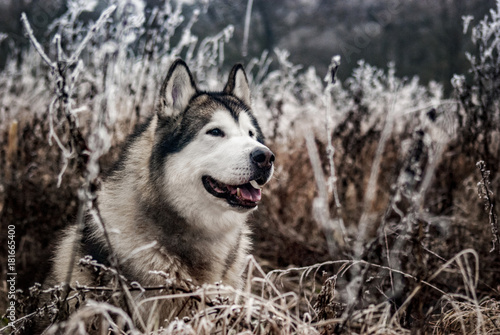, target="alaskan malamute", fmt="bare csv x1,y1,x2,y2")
48,59,274,324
